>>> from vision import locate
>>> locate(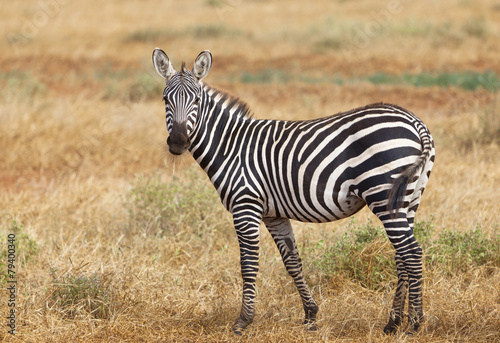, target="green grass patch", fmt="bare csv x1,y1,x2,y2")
240,69,294,84
366,71,500,91
0,71,46,100
391,18,489,45
239,69,344,85
308,217,500,290
0,220,39,284
124,24,240,43
427,228,500,274
95,65,163,102
124,166,227,237
123,28,170,43
191,24,236,38
205,0,228,7
126,73,164,102
310,219,395,290
237,69,500,92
